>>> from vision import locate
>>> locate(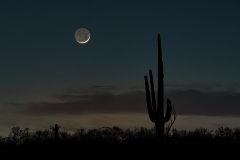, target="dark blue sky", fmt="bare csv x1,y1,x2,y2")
0,0,240,136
